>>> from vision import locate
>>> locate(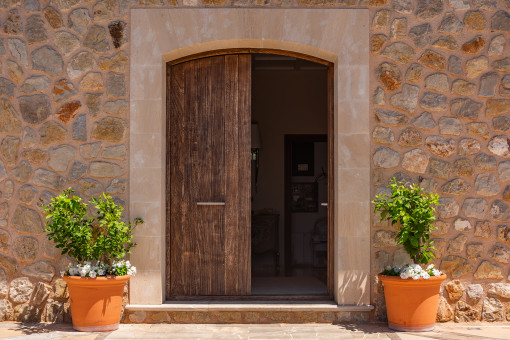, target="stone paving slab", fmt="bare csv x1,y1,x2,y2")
1,322,510,340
